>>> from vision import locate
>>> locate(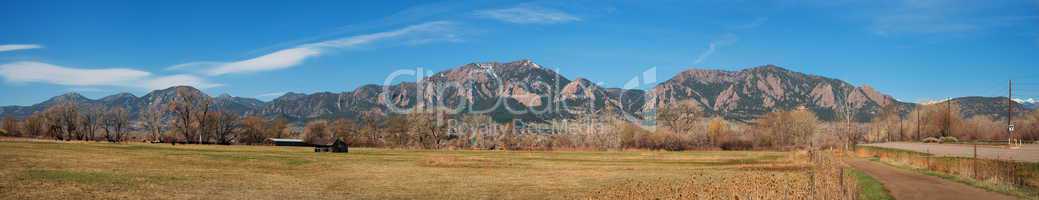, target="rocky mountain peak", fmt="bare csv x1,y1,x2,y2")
42,92,91,105
275,92,307,101
5,61,1021,123
745,64,789,73
100,92,137,101
58,92,86,99
672,69,738,84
